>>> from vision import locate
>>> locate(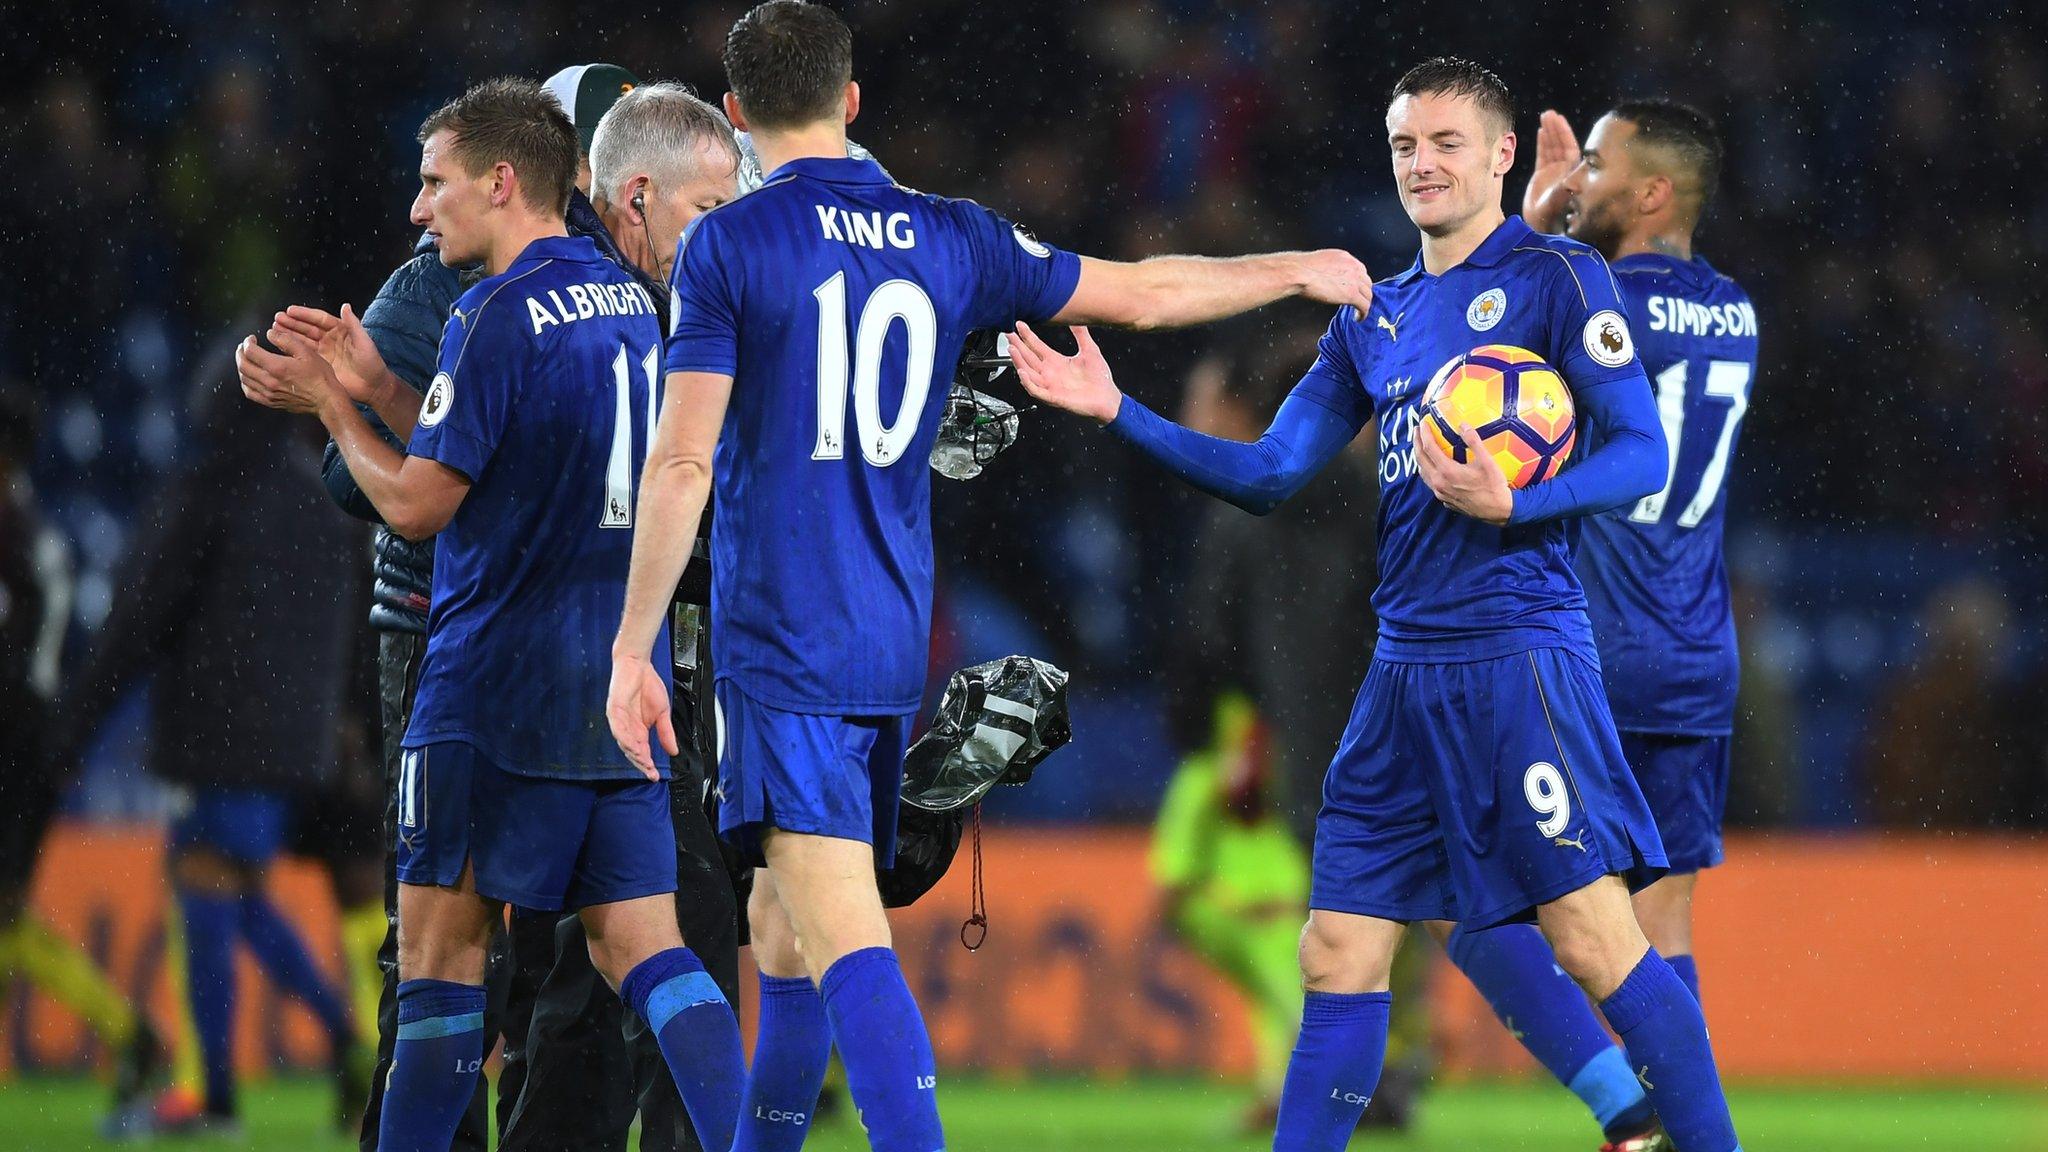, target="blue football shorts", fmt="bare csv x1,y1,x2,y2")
1310,647,1668,929
712,678,914,869
169,787,292,866
394,740,677,912
1619,731,1731,874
